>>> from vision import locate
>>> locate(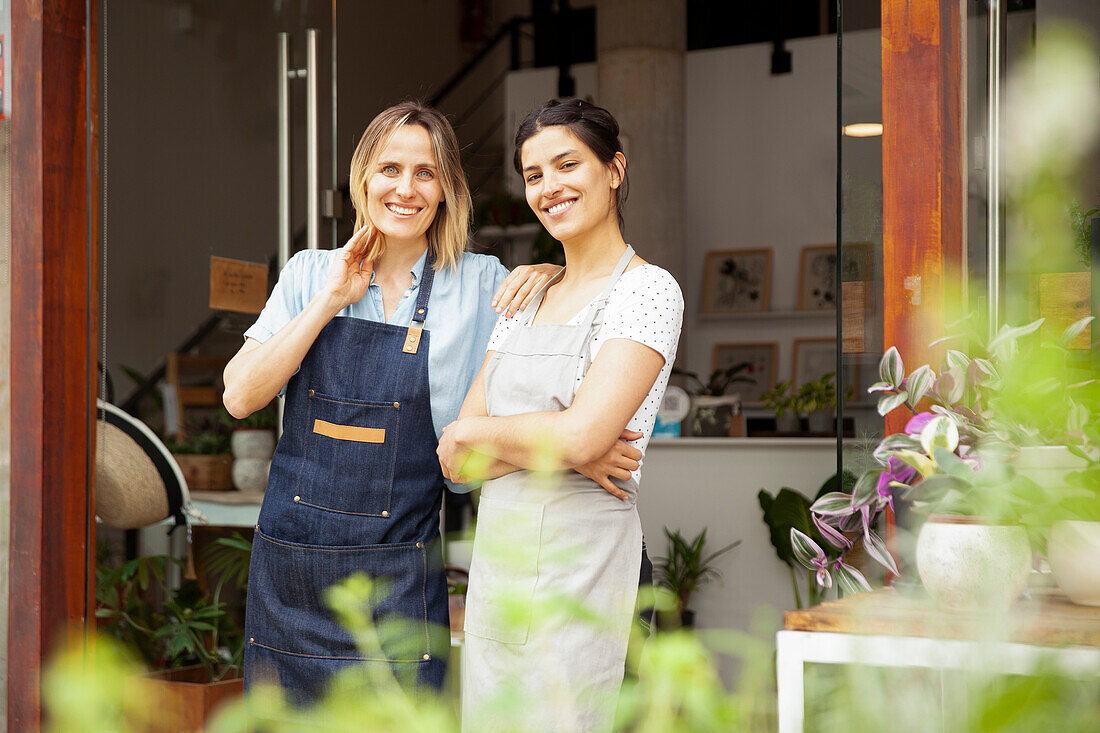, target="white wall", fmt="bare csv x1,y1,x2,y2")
640,439,837,680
